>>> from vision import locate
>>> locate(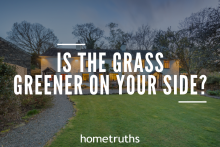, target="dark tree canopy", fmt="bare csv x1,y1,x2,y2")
179,7,220,72
72,23,104,49
7,21,59,55
153,7,220,74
